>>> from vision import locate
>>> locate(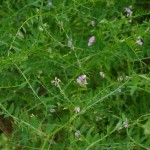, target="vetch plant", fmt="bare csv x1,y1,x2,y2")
0,1,150,149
